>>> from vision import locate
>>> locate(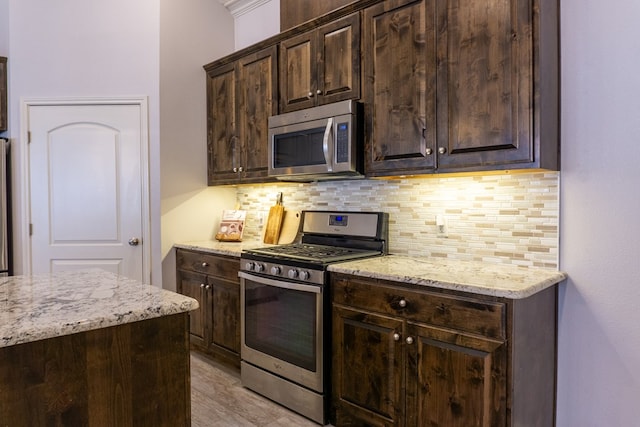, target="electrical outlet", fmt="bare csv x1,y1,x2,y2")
436,214,448,238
